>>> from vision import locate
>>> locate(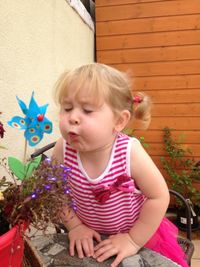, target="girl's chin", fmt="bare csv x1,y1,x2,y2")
68,140,84,150
70,143,92,153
